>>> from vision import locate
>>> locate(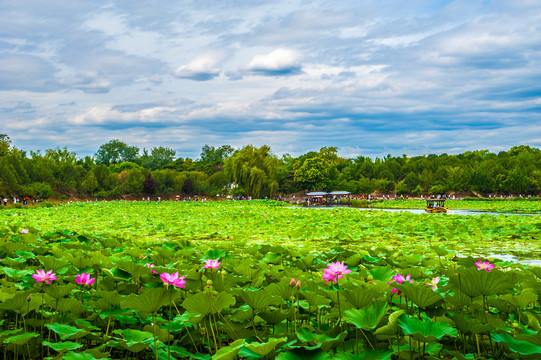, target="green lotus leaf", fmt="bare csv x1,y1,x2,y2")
0,291,35,314
300,291,331,308
182,291,235,316
528,267,541,280
263,253,283,264
75,319,100,331
491,332,541,355
234,289,281,310
67,255,95,270
54,298,85,315
526,313,541,331
266,281,294,301
4,332,39,345
203,248,227,261
374,310,405,338
114,311,138,325
94,290,122,307
344,300,387,330
0,329,23,339
42,340,83,351
121,287,173,316
342,285,381,309
431,245,452,257
398,314,457,342
232,261,262,278
37,255,69,271
62,351,101,360
451,314,493,335
487,297,517,313
115,261,143,280
500,291,538,308
212,338,245,360
367,266,395,282
44,283,77,299
450,268,510,298
238,337,287,358
1,266,33,278
170,345,193,358
333,349,394,359
395,283,443,309
15,250,36,259
259,310,289,324
296,327,344,350
102,267,132,281
113,329,154,352
45,323,86,340
142,324,171,343
275,348,331,360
